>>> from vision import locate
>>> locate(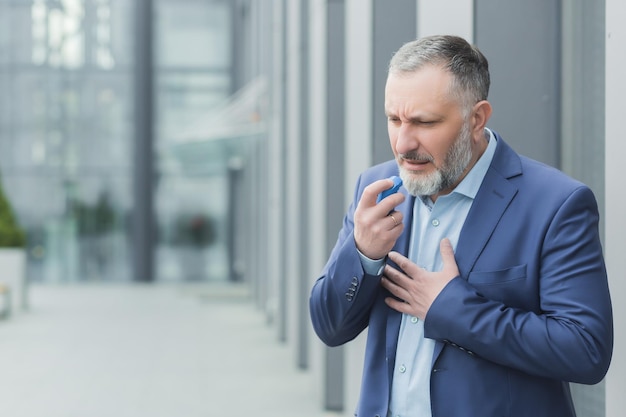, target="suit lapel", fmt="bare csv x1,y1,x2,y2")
455,172,518,277
386,190,415,373
455,136,521,278
431,135,521,365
